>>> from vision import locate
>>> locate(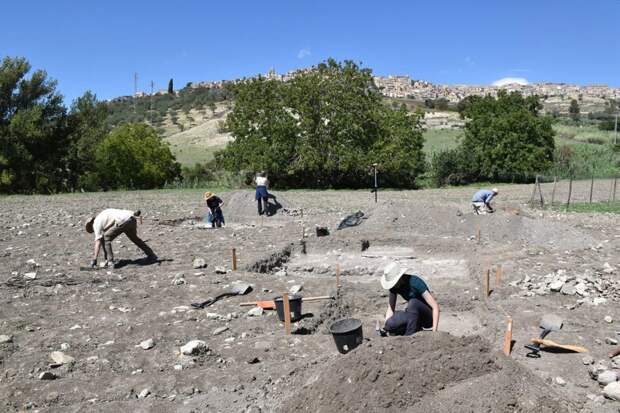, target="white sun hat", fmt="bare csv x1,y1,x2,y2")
492,187,499,194
381,261,408,290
